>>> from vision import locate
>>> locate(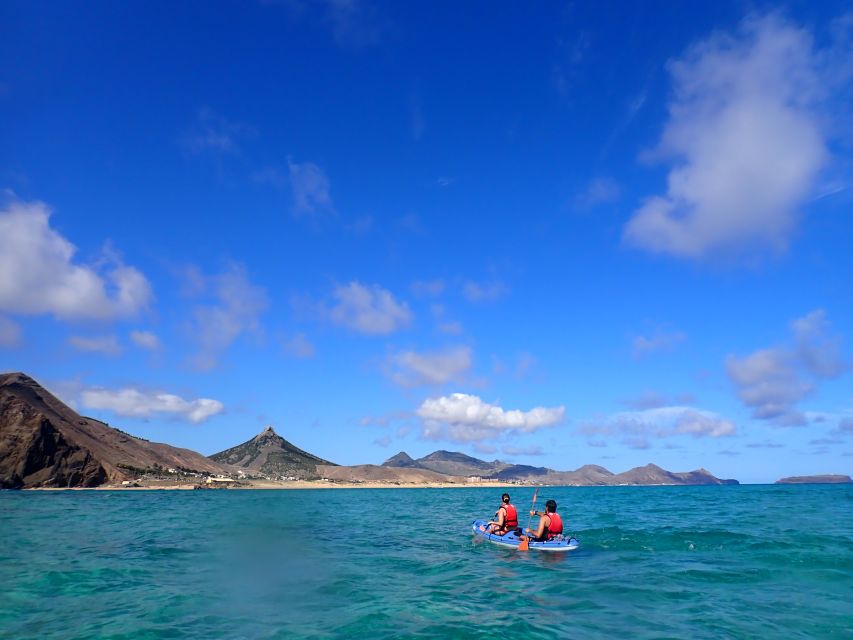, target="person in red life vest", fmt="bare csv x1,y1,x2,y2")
485,493,519,535
525,499,563,541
